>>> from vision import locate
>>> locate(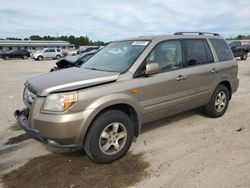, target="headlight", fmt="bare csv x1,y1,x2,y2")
43,92,77,112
